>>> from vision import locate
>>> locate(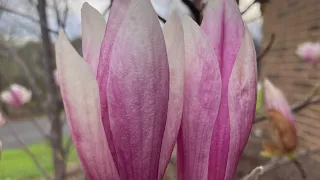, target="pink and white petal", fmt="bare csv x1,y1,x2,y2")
226,27,257,180
201,0,245,179
81,2,106,74
55,31,119,180
96,0,132,164
201,0,244,70
158,13,184,180
177,16,221,180
106,0,169,179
